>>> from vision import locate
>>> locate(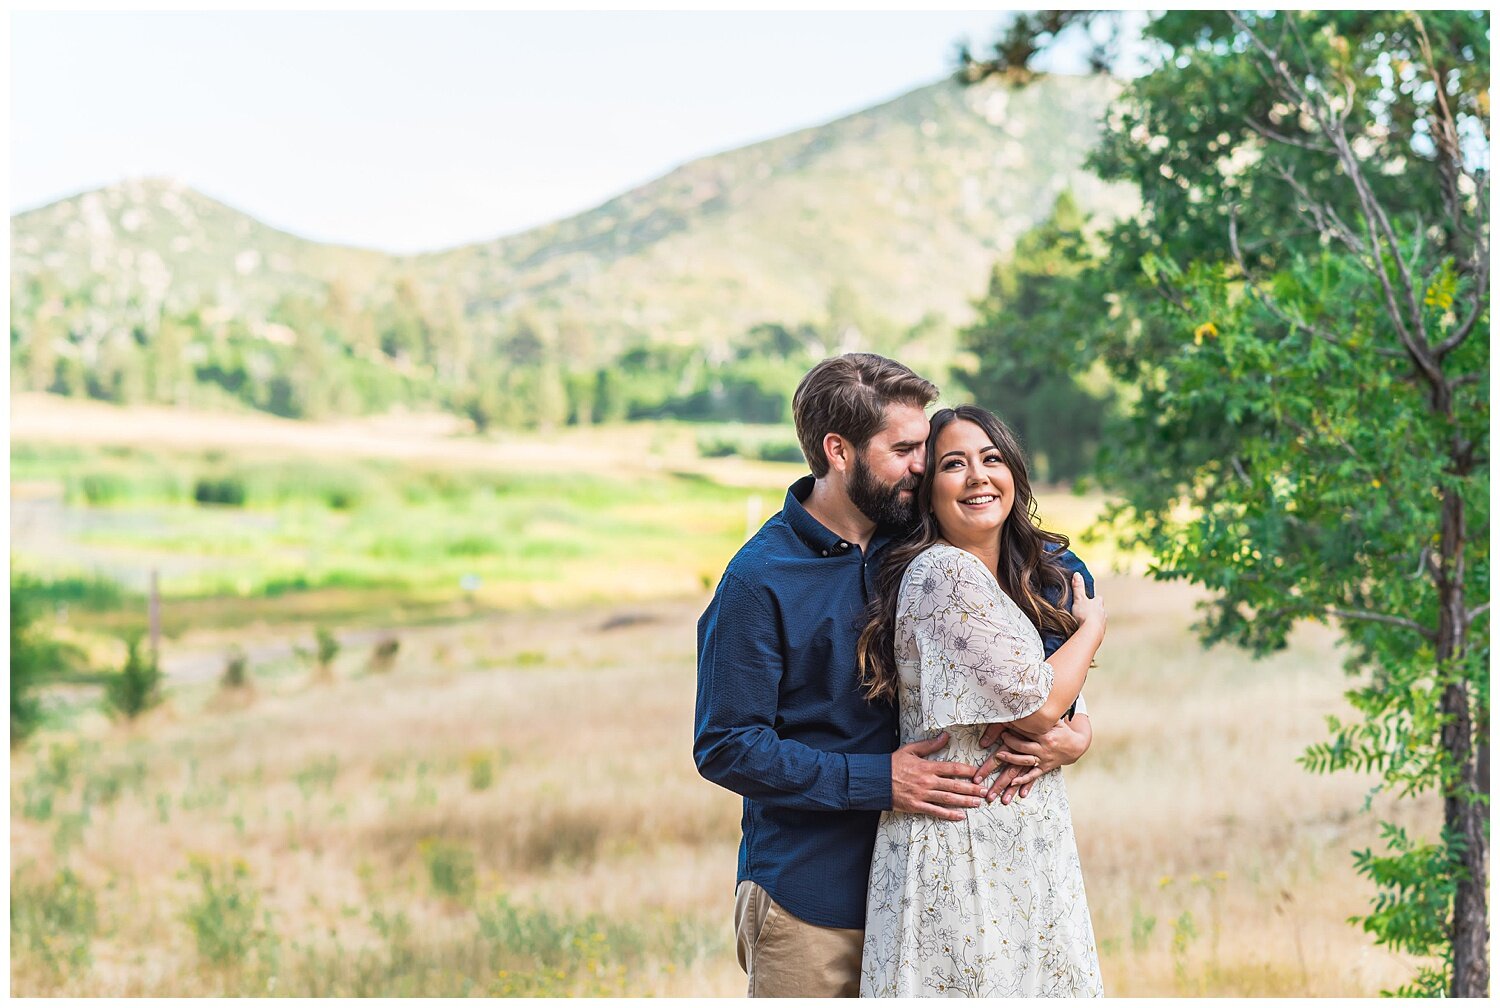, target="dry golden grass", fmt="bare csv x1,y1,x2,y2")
11,573,1438,996
10,393,1437,995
